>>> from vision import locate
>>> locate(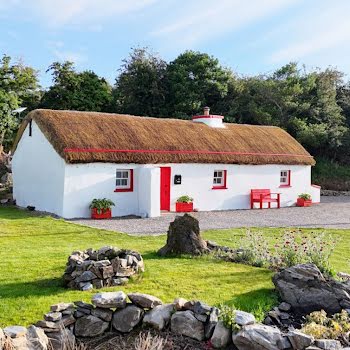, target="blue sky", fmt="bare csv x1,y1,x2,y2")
1,0,350,88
